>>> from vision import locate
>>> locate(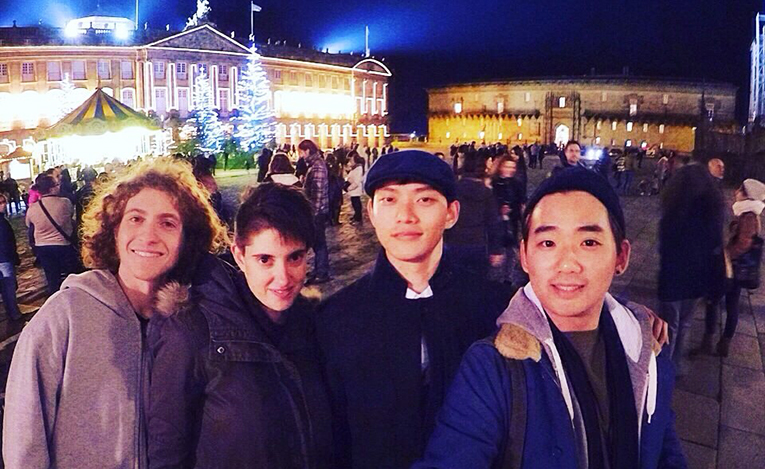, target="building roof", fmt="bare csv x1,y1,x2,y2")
428,75,738,93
